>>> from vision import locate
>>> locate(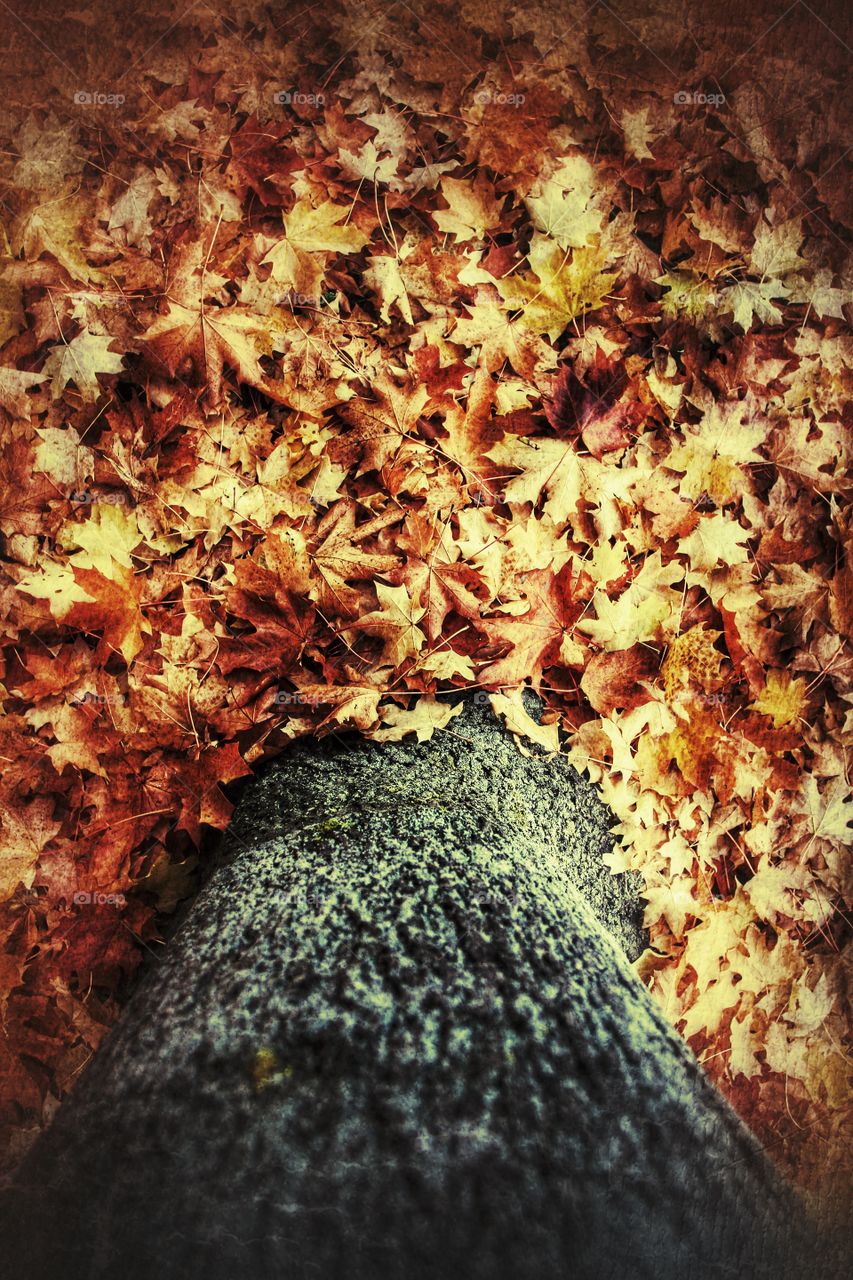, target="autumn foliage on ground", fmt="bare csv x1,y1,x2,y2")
0,0,850,1201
